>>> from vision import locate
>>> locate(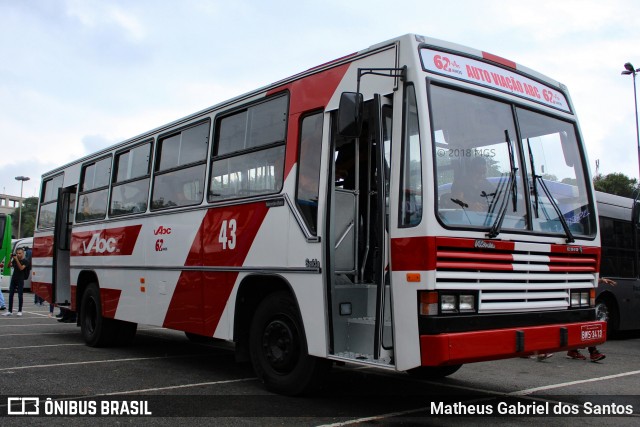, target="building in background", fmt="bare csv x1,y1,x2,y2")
0,193,25,237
